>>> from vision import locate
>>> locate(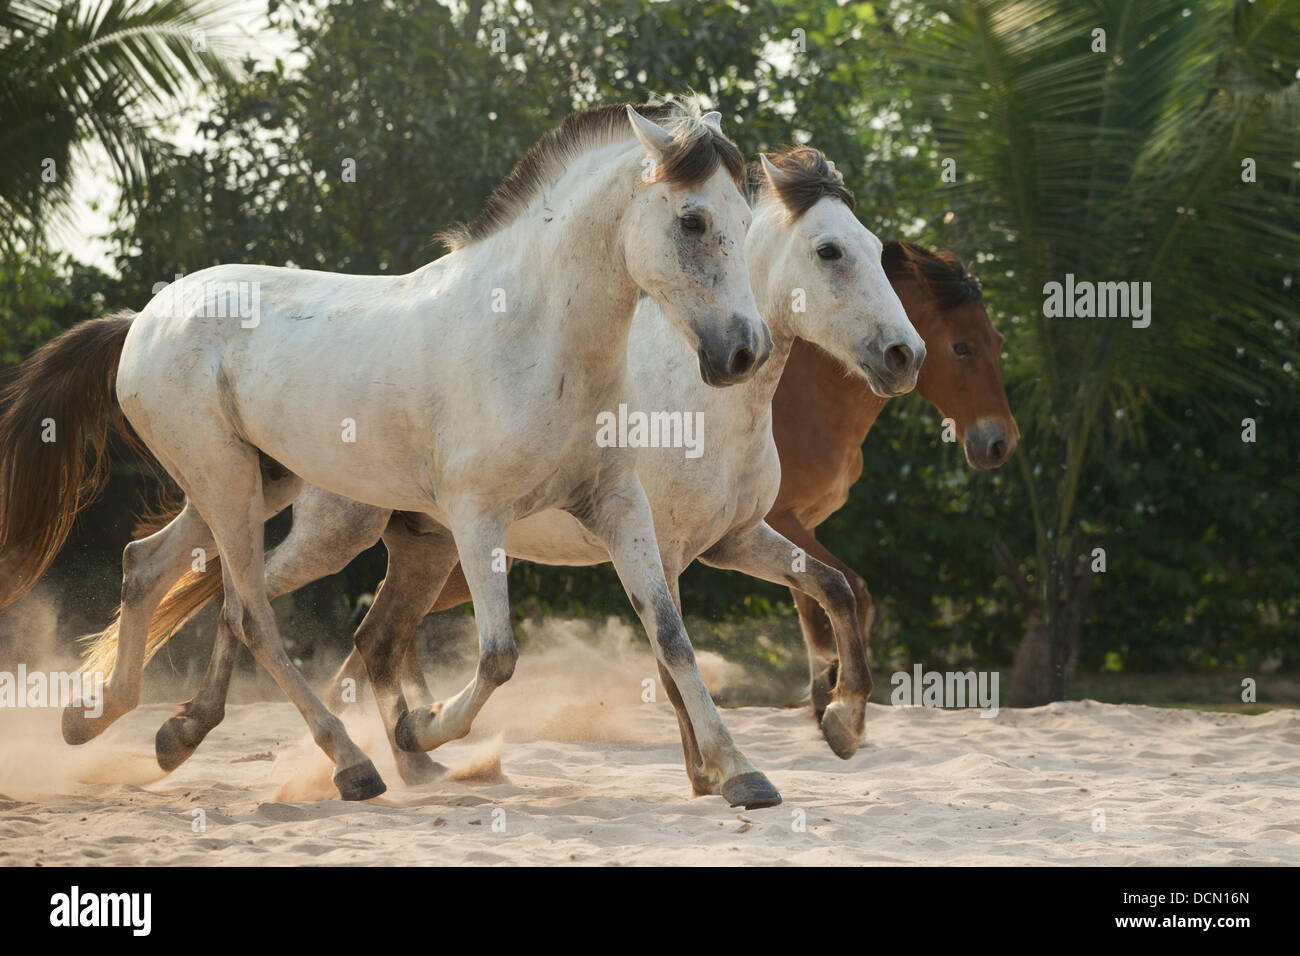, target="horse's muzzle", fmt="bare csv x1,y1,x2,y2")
696,315,772,387
963,418,1019,470
860,334,925,397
